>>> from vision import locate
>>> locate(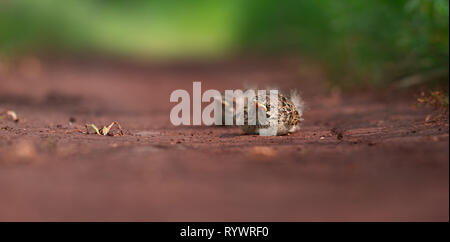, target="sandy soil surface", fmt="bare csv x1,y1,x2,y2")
0,56,448,221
